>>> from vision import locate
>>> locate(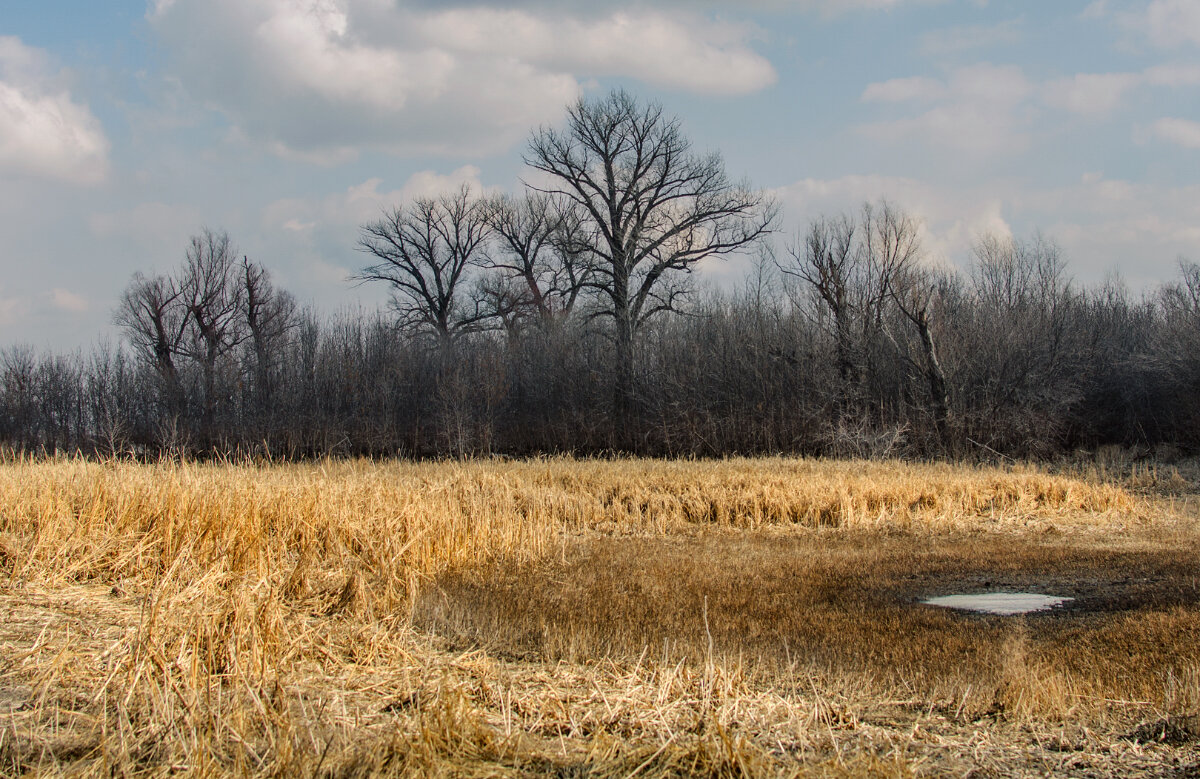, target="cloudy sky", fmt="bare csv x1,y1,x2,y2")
2,0,1199,349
